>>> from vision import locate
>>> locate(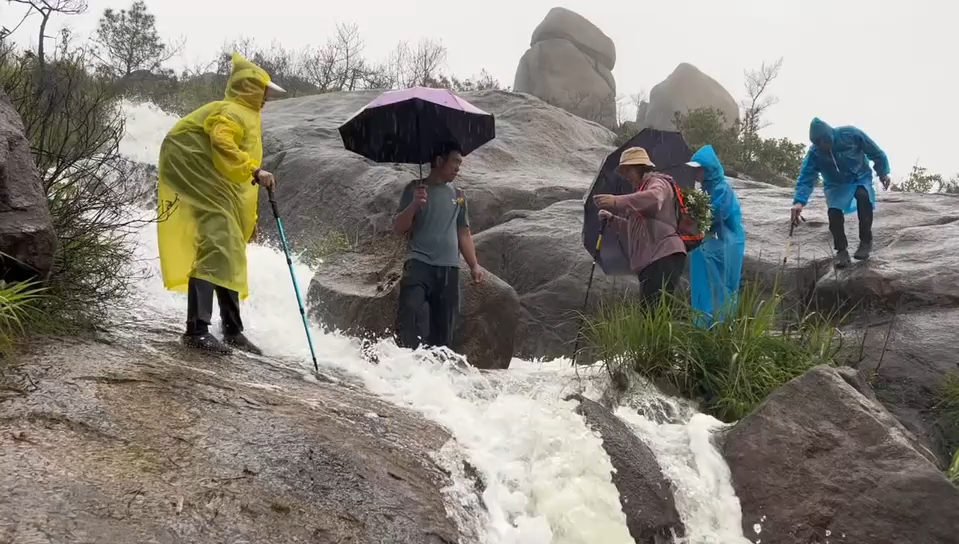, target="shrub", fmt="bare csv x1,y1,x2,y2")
0,33,153,332
583,279,848,421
